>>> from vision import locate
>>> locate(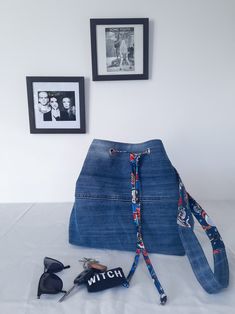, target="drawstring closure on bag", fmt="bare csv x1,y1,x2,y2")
110,147,167,305
128,152,167,305
109,147,151,156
